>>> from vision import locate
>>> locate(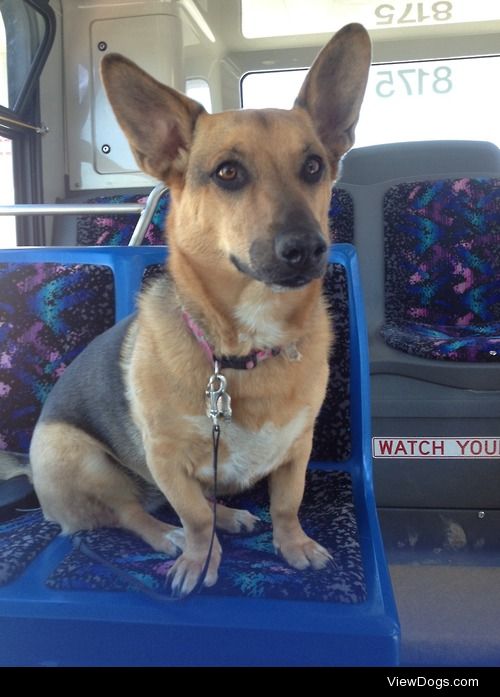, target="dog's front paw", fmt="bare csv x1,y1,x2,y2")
164,527,186,552
275,534,333,571
167,540,222,597
216,504,261,534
